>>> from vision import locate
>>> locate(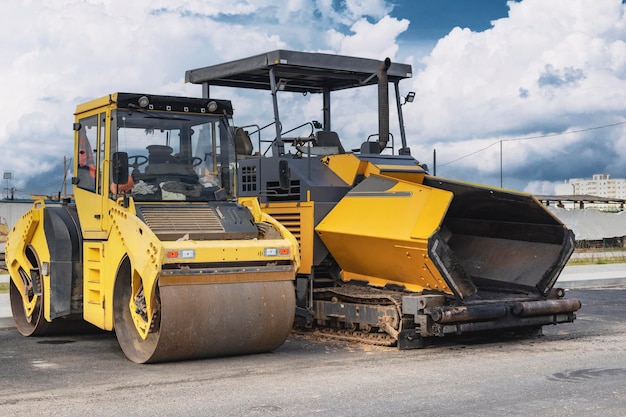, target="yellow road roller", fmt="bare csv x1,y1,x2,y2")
6,93,299,363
